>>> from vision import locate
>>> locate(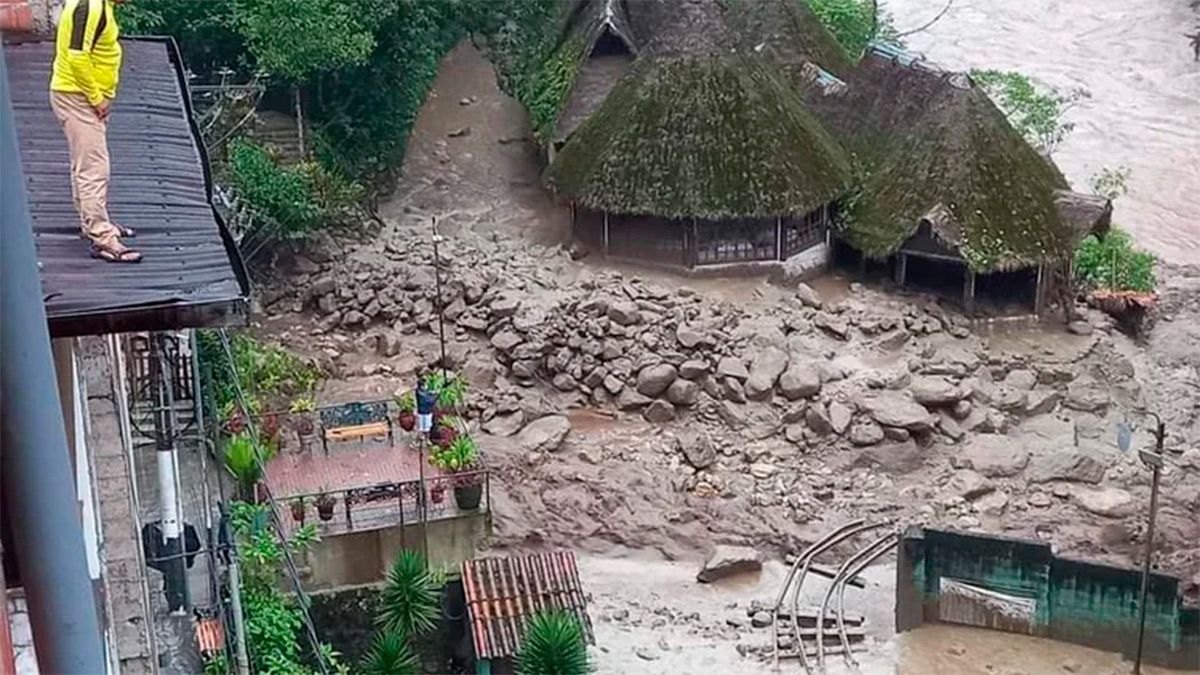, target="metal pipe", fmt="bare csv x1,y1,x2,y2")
0,51,107,674
152,334,189,612
226,543,252,675
836,535,898,669
816,531,897,670
1133,417,1166,675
